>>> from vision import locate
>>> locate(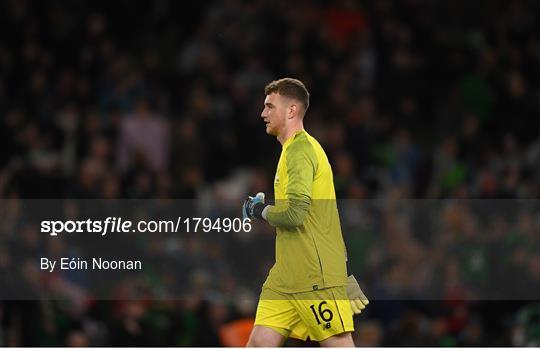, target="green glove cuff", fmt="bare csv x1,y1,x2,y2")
346,275,369,304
